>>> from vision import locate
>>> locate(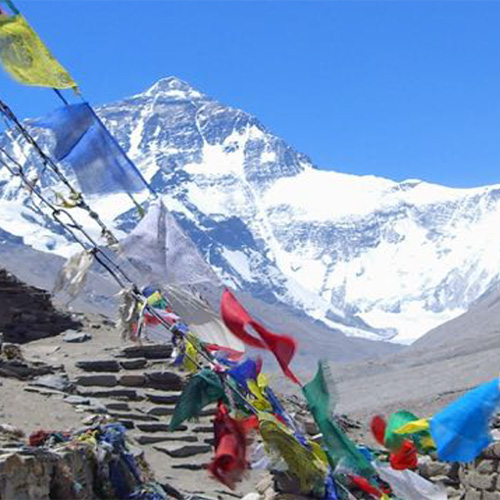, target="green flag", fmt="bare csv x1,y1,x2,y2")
303,361,374,476
169,369,227,431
